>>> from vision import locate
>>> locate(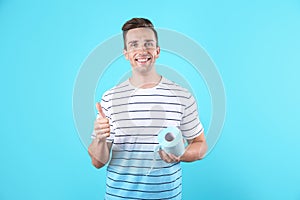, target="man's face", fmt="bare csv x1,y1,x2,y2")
123,28,160,74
